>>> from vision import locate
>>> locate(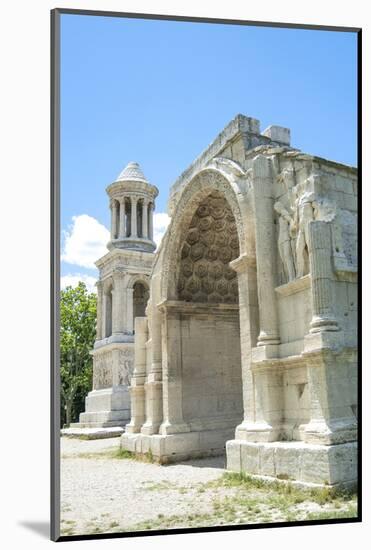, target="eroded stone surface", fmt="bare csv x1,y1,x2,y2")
77,114,357,487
